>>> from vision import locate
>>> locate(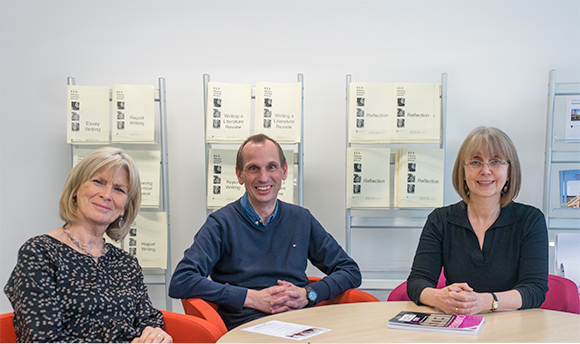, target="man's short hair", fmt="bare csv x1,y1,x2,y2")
236,134,286,172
